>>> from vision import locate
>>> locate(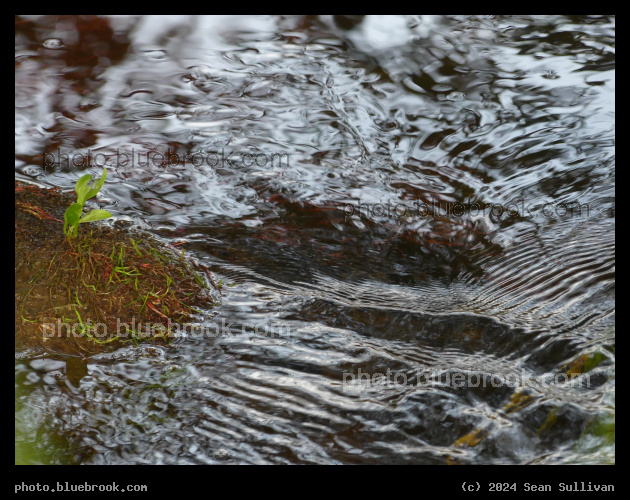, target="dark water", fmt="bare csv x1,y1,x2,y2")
15,15,614,464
